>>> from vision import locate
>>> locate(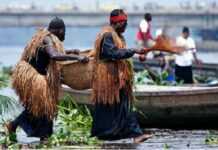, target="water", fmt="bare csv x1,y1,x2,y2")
0,26,217,66
7,129,218,149
101,129,218,150
1,26,218,149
